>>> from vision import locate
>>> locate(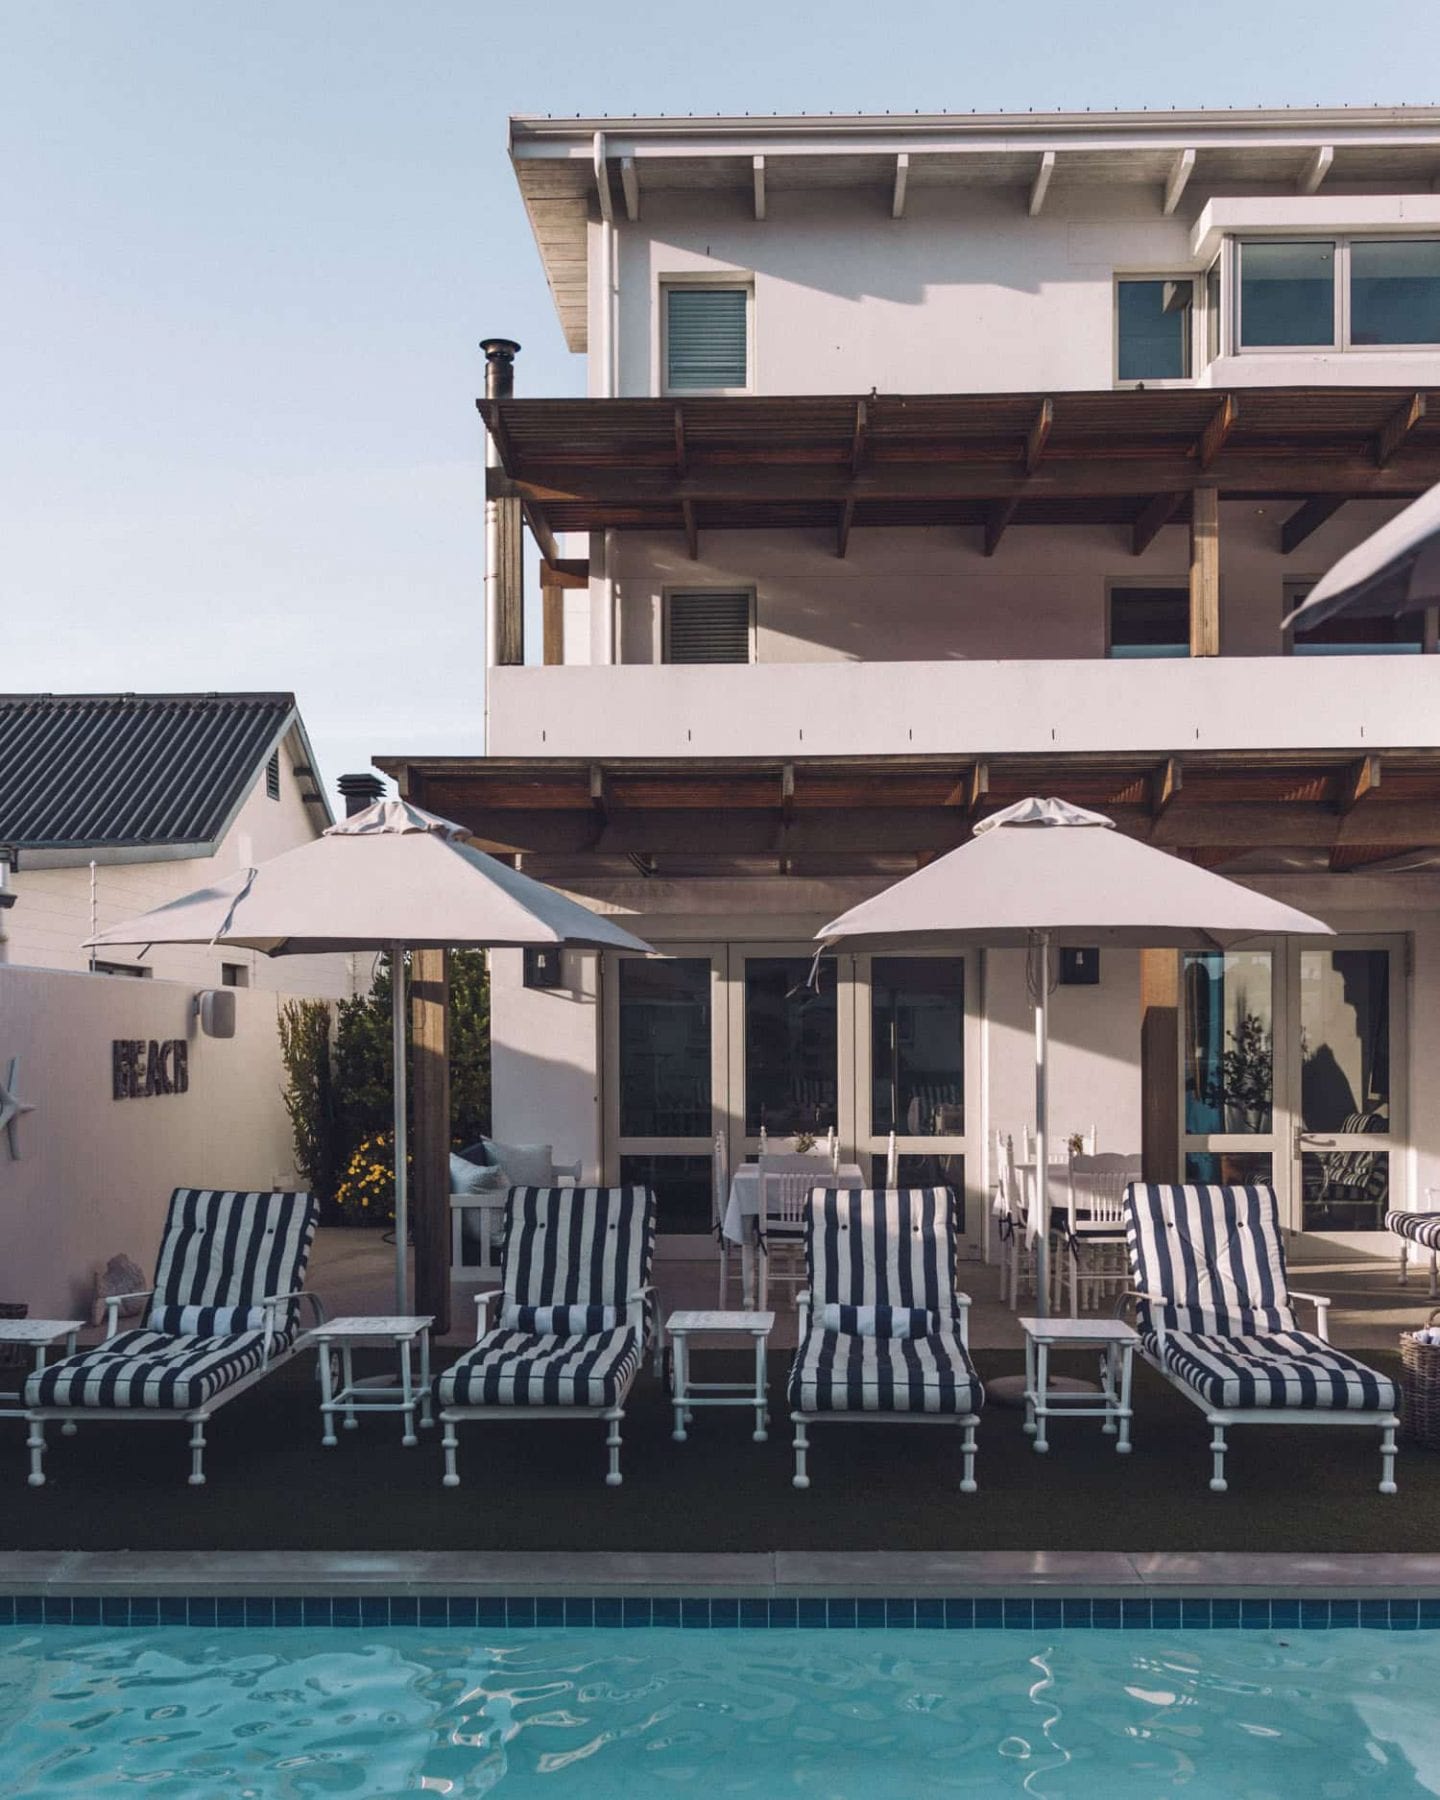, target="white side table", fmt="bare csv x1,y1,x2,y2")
666,1309,775,1444
303,1315,435,1448
0,1320,85,1427
1020,1317,1138,1456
